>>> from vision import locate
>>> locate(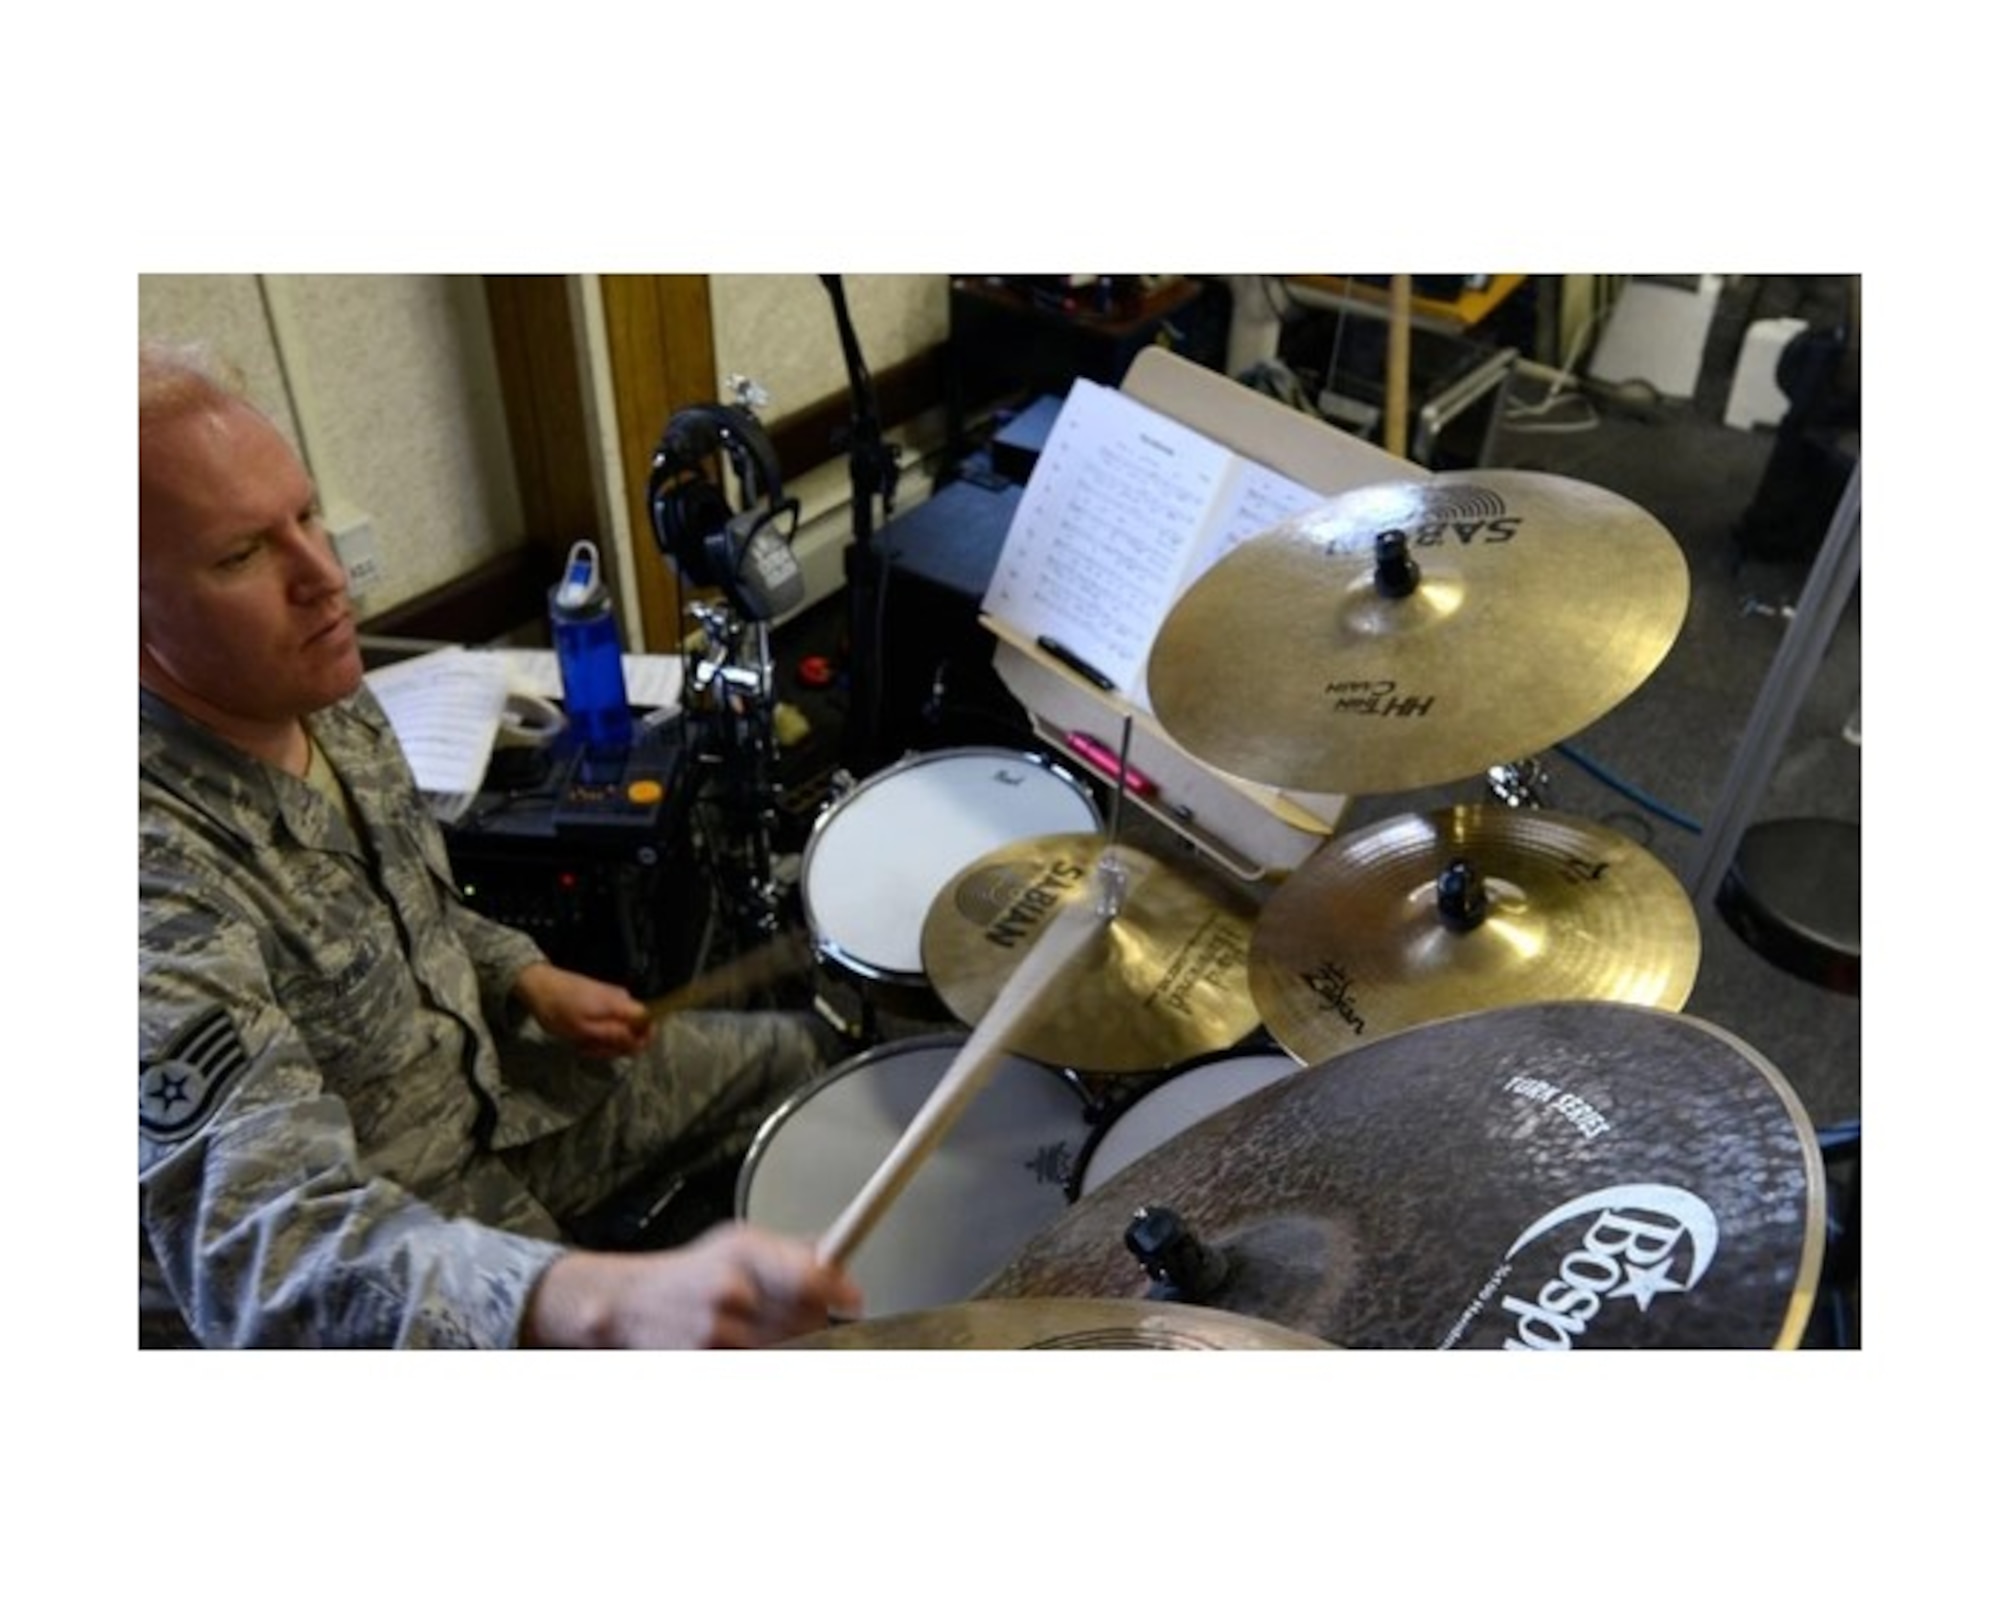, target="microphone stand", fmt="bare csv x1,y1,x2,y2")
821,274,902,775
